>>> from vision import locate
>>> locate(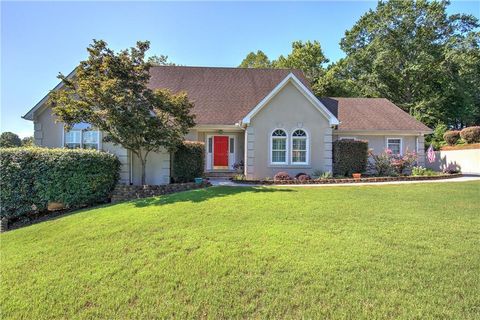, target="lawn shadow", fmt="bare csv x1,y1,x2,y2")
132,186,296,207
